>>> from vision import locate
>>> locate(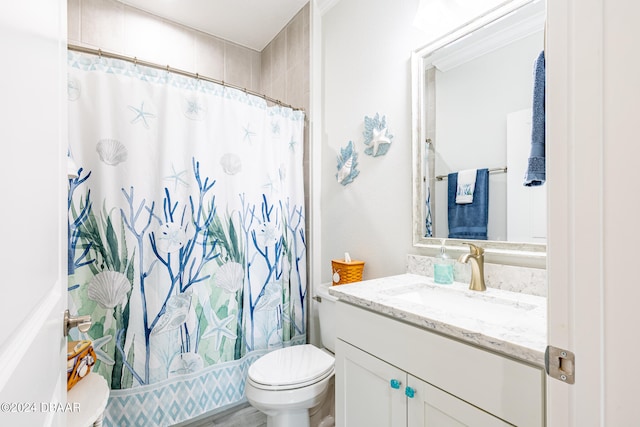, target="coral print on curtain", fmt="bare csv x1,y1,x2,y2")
67,51,307,426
